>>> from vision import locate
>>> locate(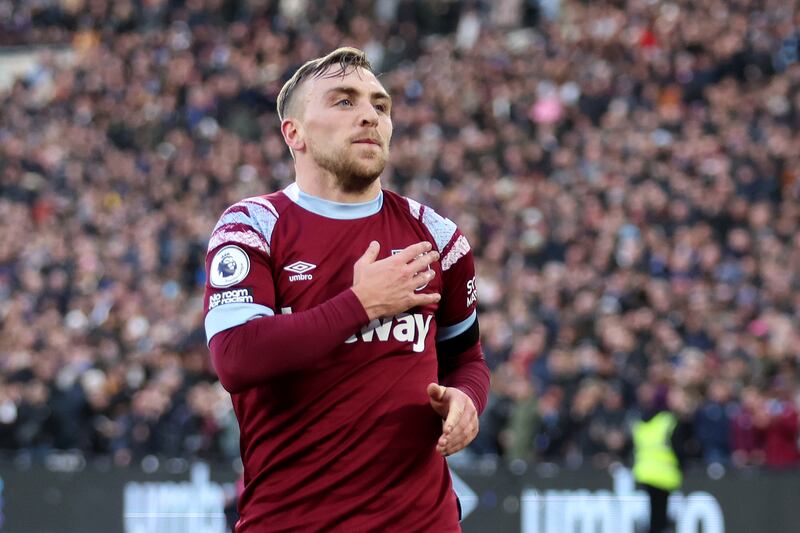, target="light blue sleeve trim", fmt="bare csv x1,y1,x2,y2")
205,303,275,345
436,310,477,341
